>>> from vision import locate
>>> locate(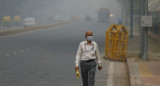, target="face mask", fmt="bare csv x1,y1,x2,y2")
87,36,93,41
